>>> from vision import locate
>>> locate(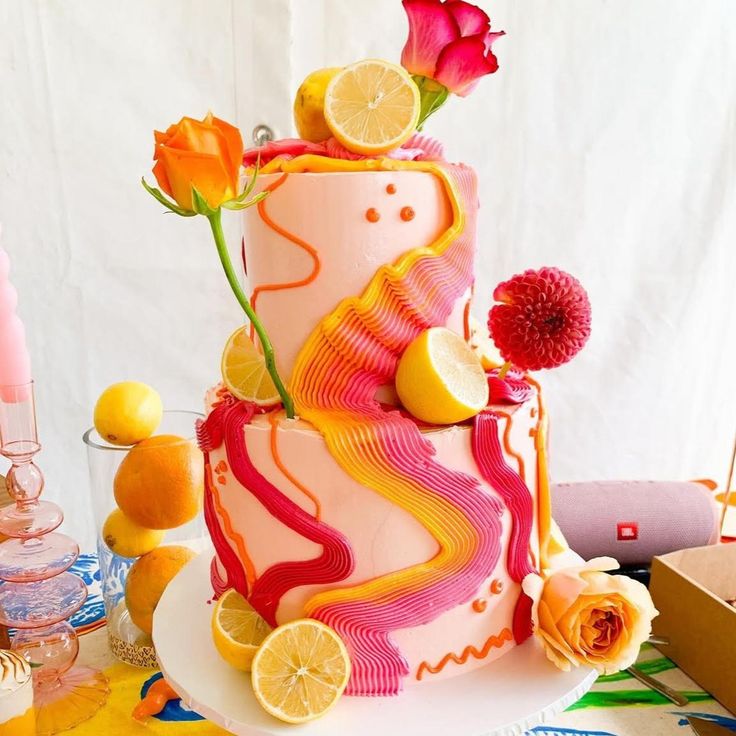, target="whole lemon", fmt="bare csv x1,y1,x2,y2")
114,435,204,530
125,545,196,635
94,381,163,446
294,67,342,142
102,507,164,558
